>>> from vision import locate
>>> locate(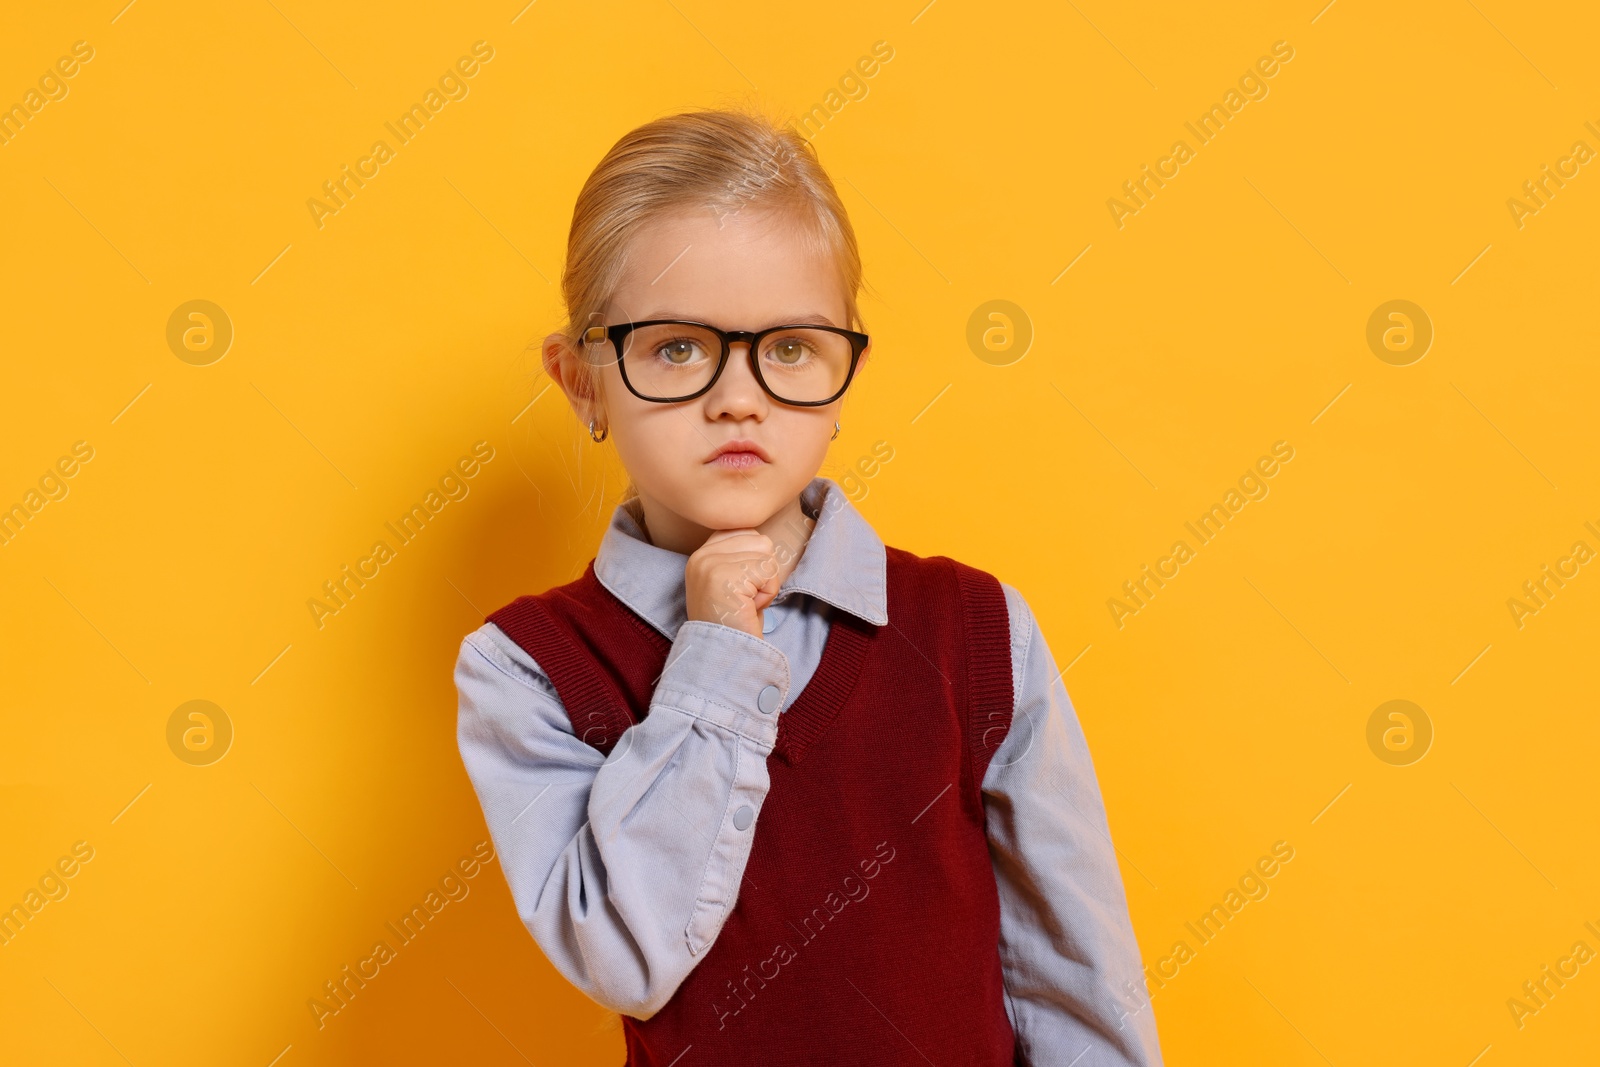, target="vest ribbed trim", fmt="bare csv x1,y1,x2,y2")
771,610,873,766
953,557,1014,813
486,562,667,757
